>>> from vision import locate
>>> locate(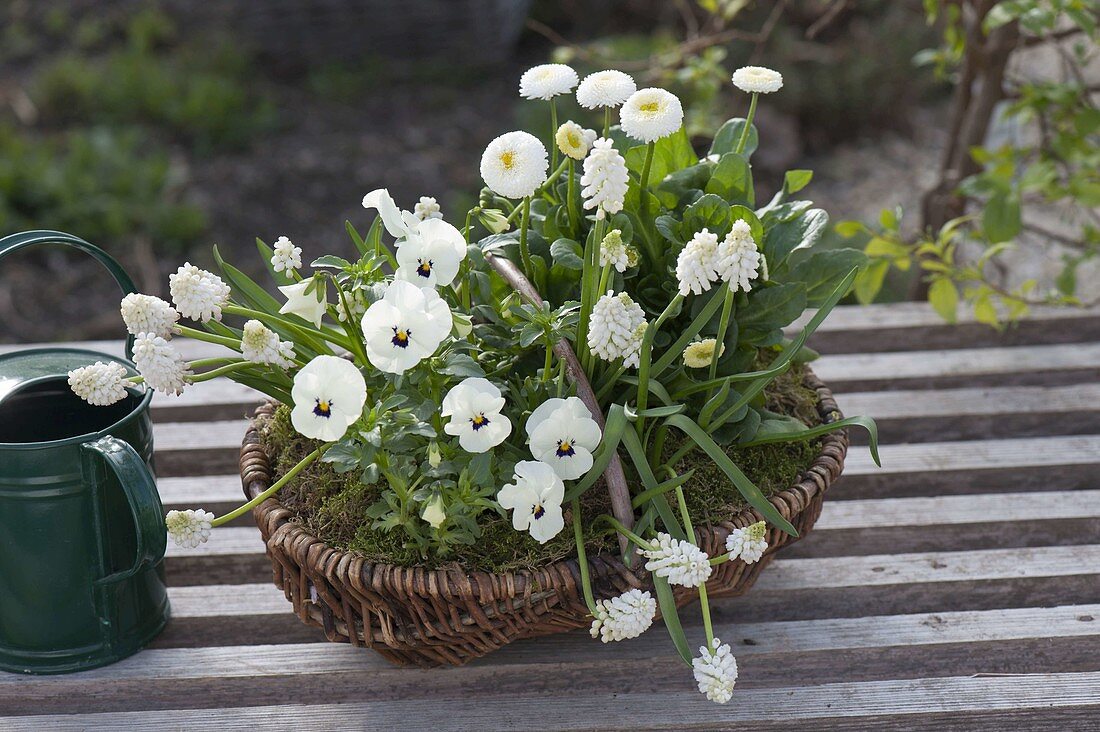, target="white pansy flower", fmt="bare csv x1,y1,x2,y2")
68,361,130,406
590,589,656,642
693,638,739,704
519,63,578,100
241,320,295,369
132,333,191,396
581,138,629,219
362,188,421,240
726,521,768,564
598,229,629,272
360,280,452,374
278,279,328,328
271,236,303,273
683,338,724,369
498,460,566,544
289,355,367,442
413,196,442,221
421,494,446,529
441,377,513,453
620,88,684,143
395,217,467,289
714,219,761,293
732,66,783,94
555,120,597,161
643,532,712,588
576,69,637,109
120,293,178,339
169,263,231,323
588,291,647,368
480,131,549,200
166,508,215,549
525,396,602,480
676,228,720,296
